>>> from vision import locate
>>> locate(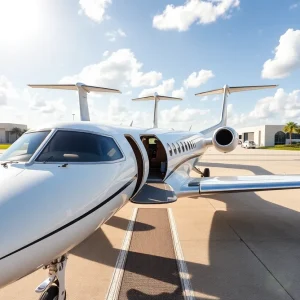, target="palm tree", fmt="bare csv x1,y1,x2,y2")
11,127,22,141
283,122,298,145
